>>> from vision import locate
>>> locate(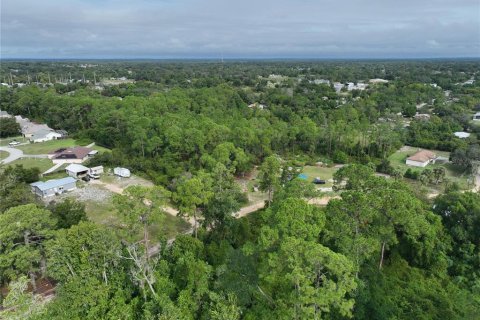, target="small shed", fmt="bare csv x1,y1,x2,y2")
65,164,89,178
30,177,77,198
